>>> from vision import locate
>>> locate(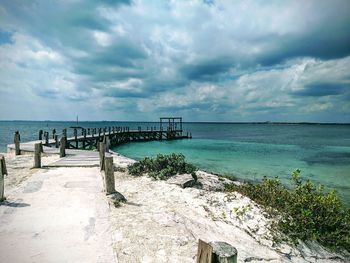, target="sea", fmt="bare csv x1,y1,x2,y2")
1,121,350,206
